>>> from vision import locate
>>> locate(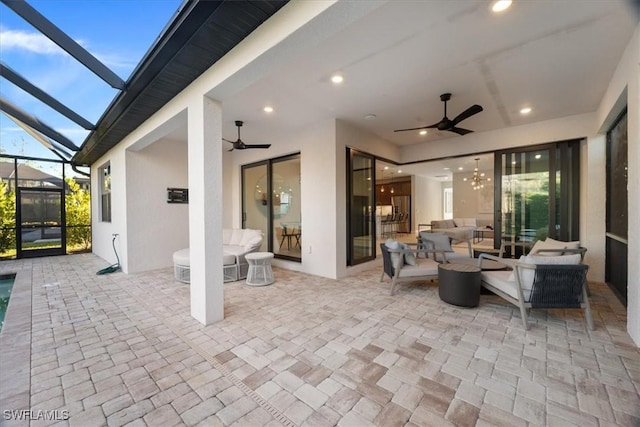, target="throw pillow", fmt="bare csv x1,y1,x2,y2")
444,219,456,229
529,239,547,255
463,218,477,227
545,237,581,250
530,238,581,256
384,239,403,269
453,218,465,227
402,243,417,266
